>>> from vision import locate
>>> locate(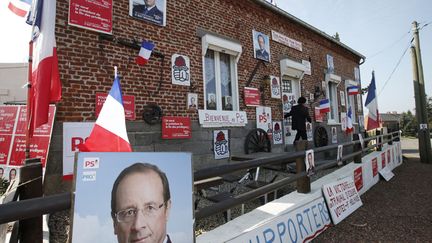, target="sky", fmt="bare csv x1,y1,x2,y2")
277,0,432,113
0,0,431,113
